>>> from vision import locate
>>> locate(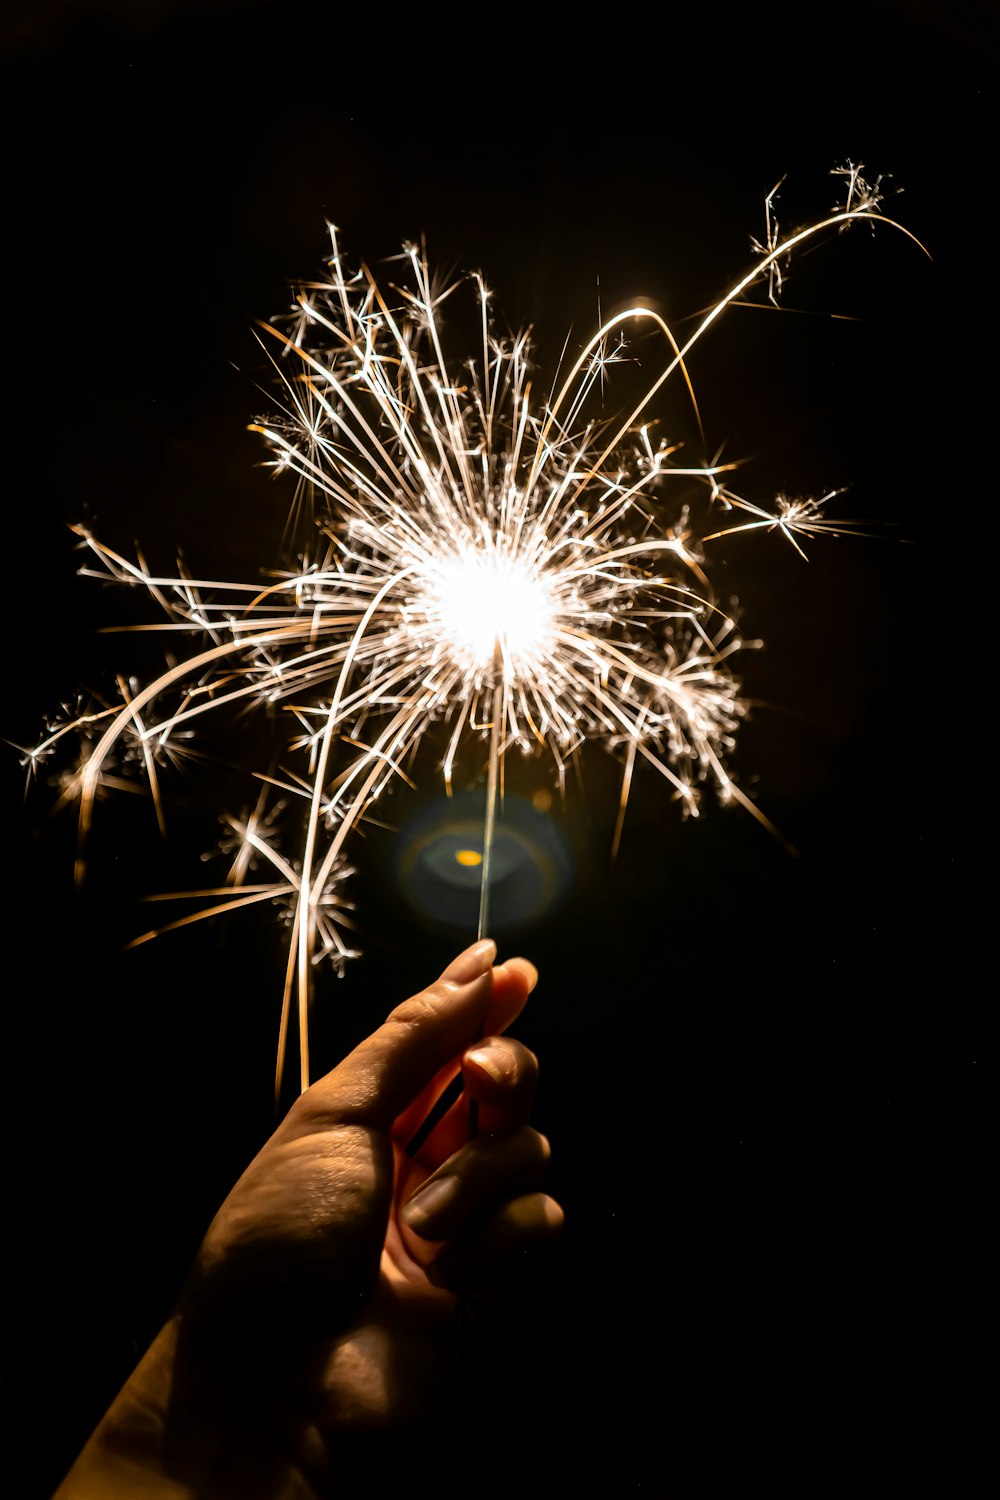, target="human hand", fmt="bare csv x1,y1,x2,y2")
56,939,561,1498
